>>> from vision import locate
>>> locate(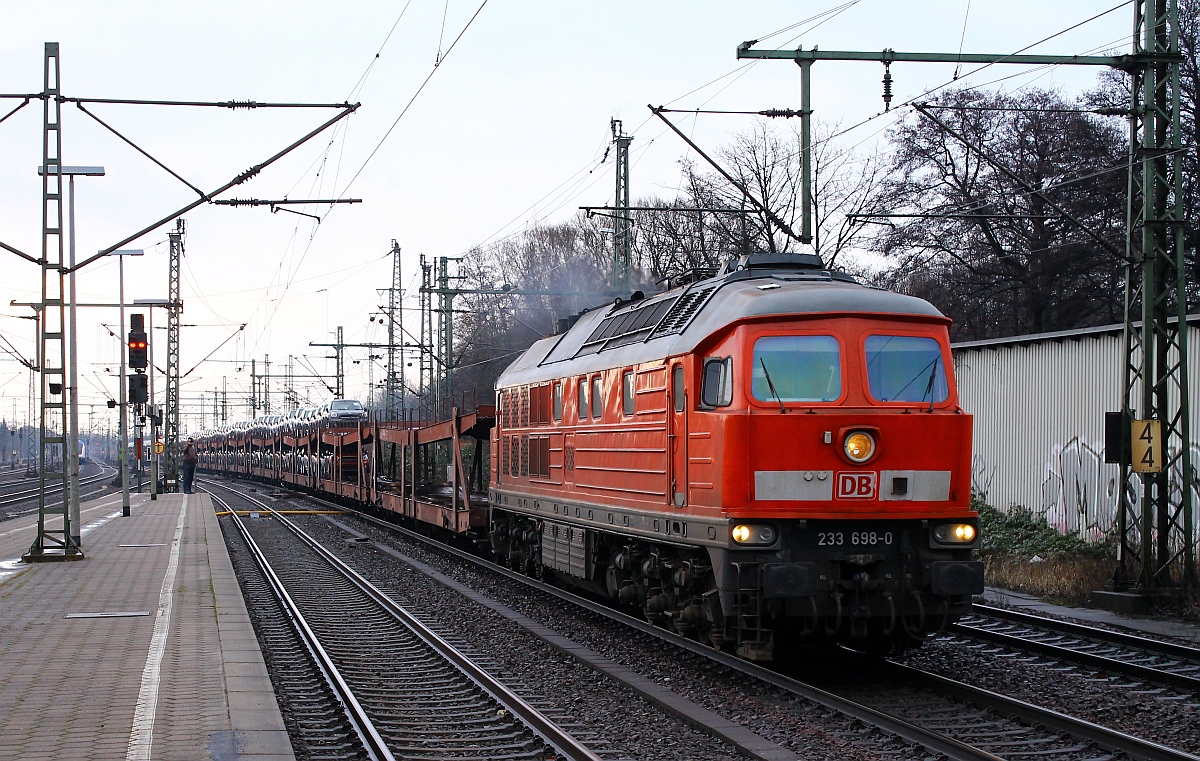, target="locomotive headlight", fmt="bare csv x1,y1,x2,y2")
843,431,876,463
731,523,777,545
933,522,977,544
